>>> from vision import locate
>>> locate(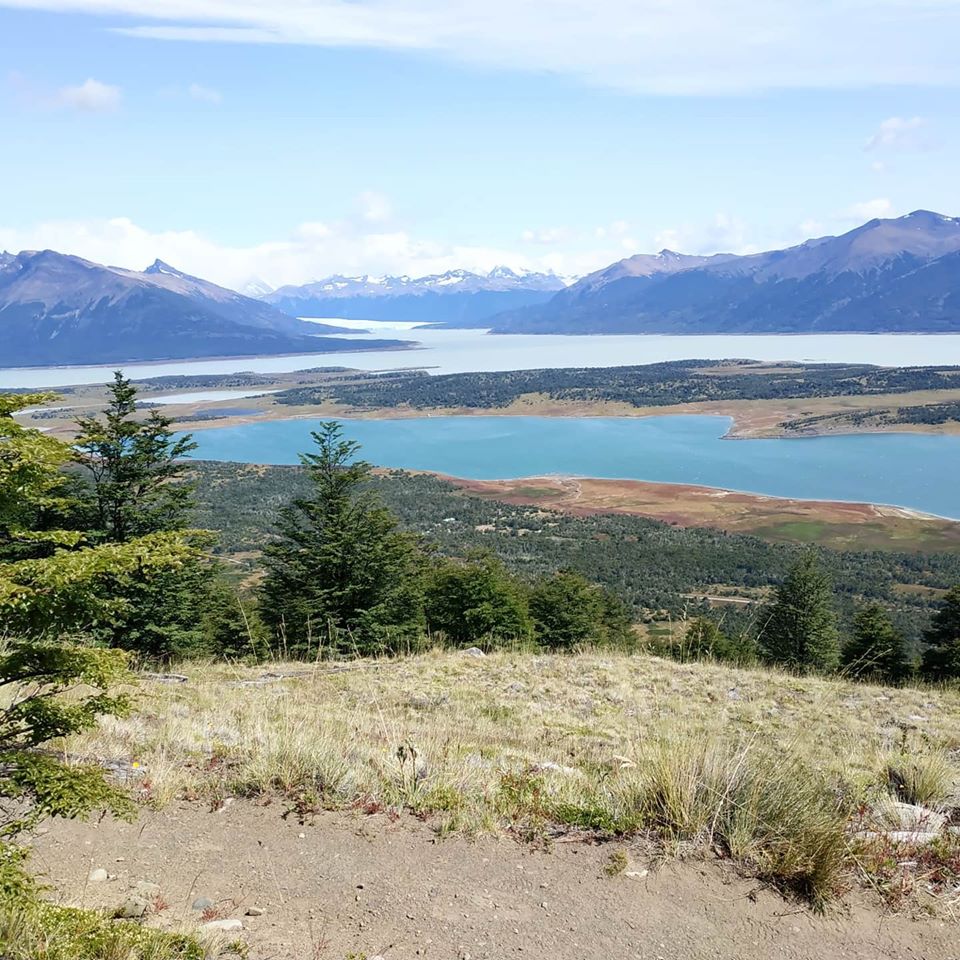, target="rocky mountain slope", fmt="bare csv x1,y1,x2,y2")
0,251,405,366
469,211,960,333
